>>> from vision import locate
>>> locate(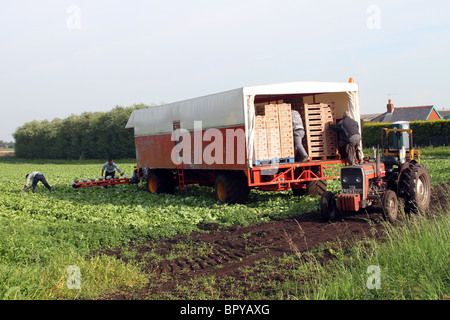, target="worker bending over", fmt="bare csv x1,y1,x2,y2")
22,172,54,193
101,158,122,179
330,111,361,165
